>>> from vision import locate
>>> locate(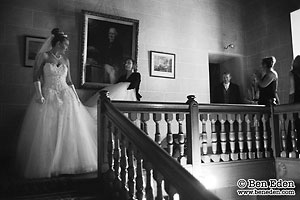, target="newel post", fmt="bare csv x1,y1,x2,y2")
98,90,110,178
270,105,281,158
186,95,201,165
